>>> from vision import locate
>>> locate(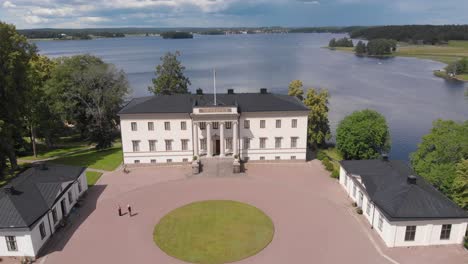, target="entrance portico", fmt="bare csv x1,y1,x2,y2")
191,105,239,158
